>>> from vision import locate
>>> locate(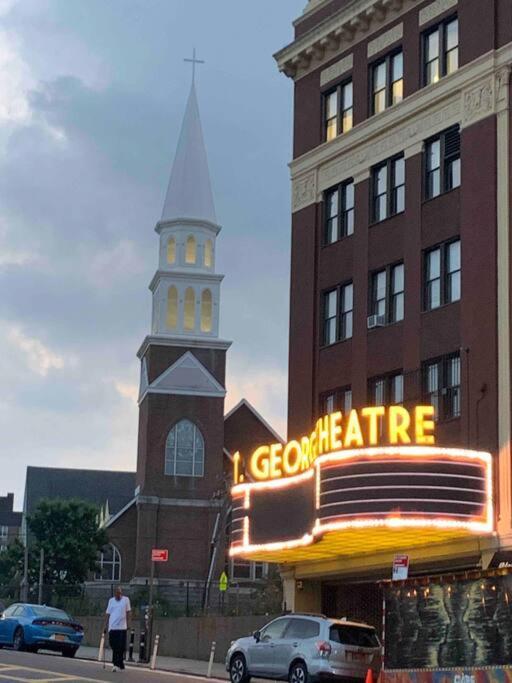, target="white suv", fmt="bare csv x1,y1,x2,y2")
226,613,381,683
